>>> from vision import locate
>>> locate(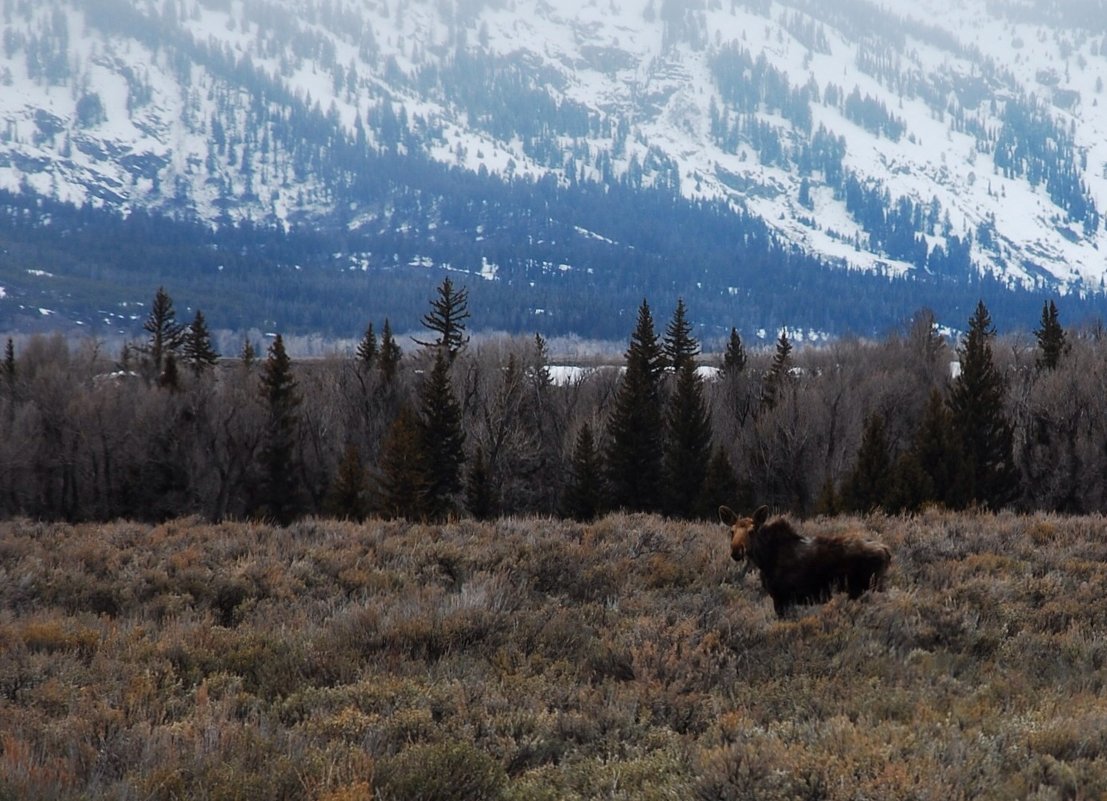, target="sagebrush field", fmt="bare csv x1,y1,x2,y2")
2,510,1106,800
